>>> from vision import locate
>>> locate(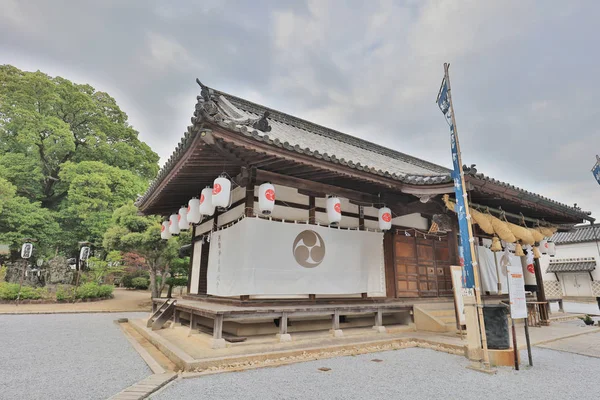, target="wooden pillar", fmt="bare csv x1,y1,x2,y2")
358,205,368,299
186,224,197,294
245,180,255,217
241,180,255,301
213,314,223,339
308,196,316,301
308,196,316,224
533,257,549,324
